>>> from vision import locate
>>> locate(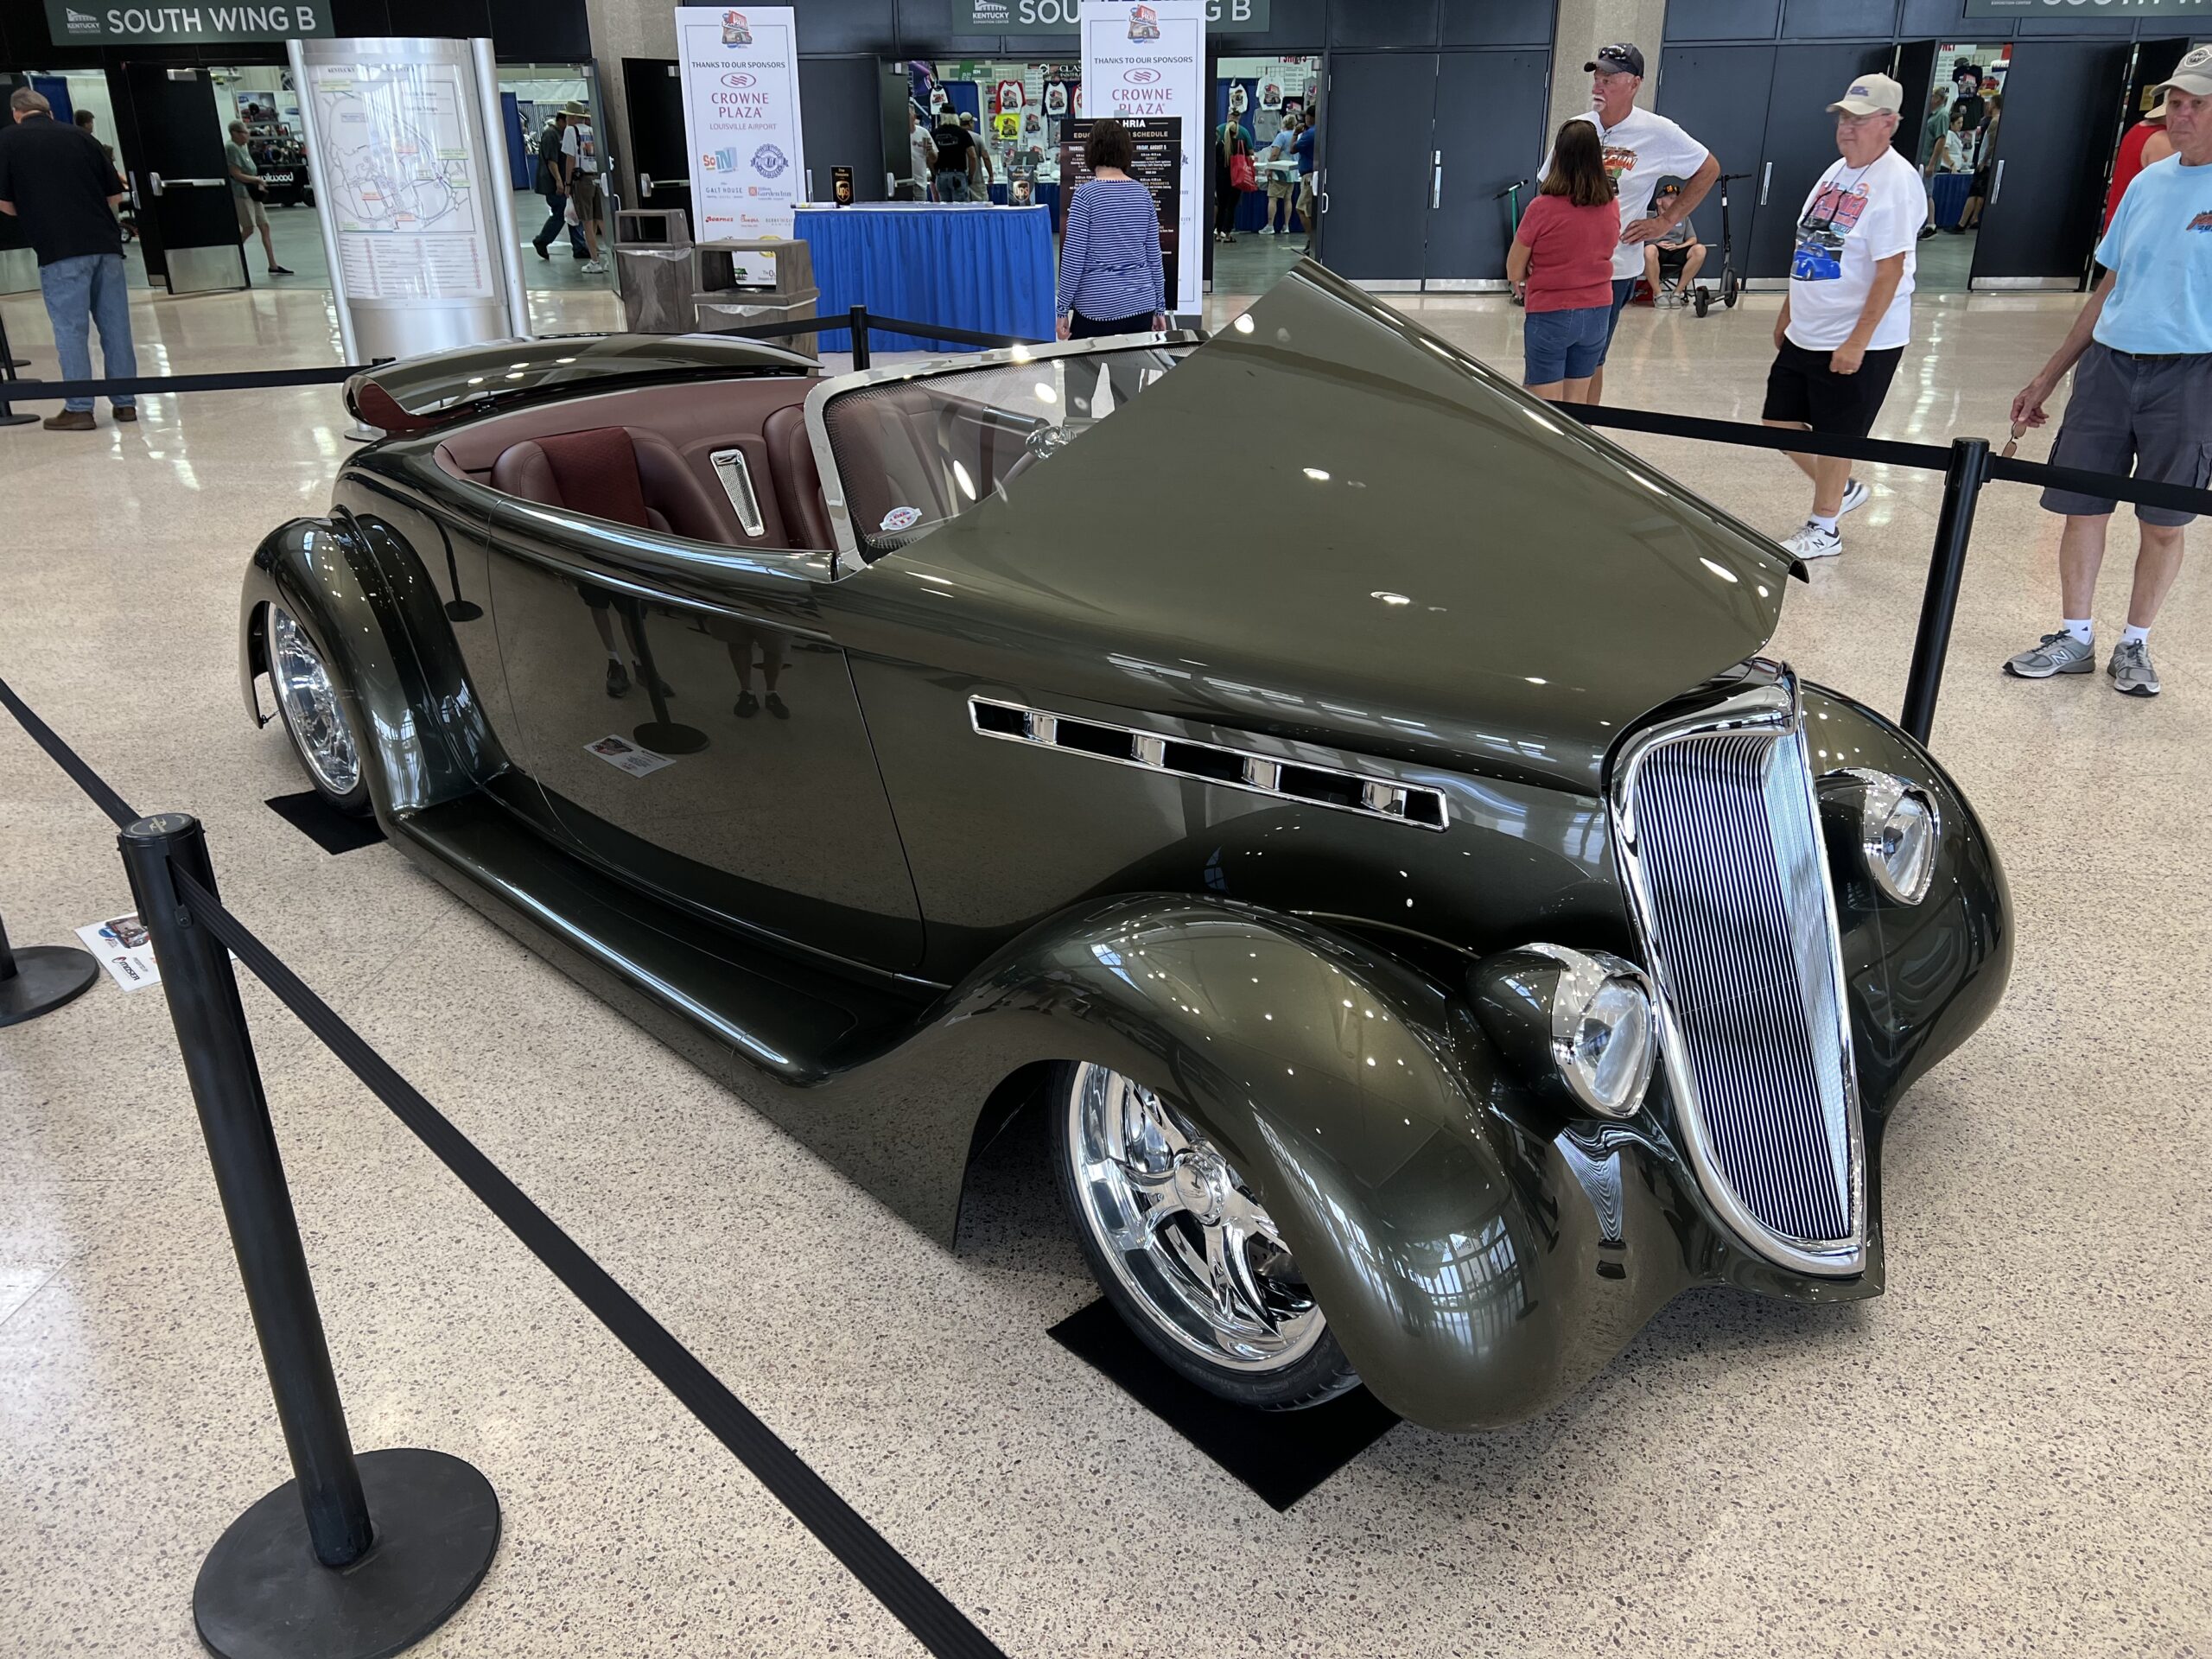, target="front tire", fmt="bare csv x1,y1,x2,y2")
1051,1062,1360,1412
265,603,372,817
